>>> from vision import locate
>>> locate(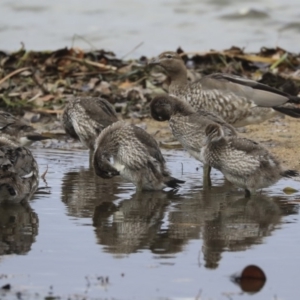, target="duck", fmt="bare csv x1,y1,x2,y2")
0,111,50,146
148,51,300,127
0,134,39,203
150,94,237,185
62,97,118,151
93,121,185,191
200,123,299,197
